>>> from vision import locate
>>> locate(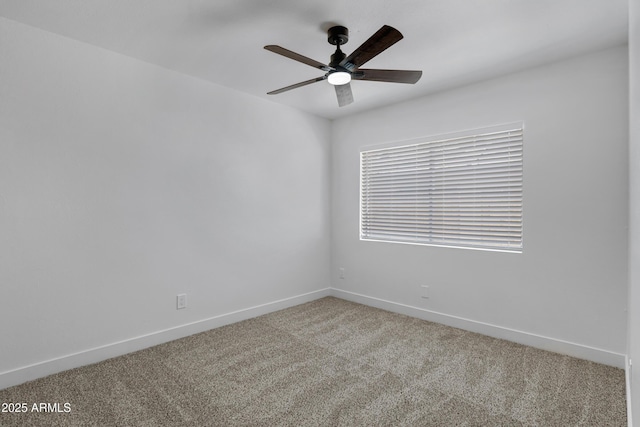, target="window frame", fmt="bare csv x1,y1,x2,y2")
359,122,524,253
